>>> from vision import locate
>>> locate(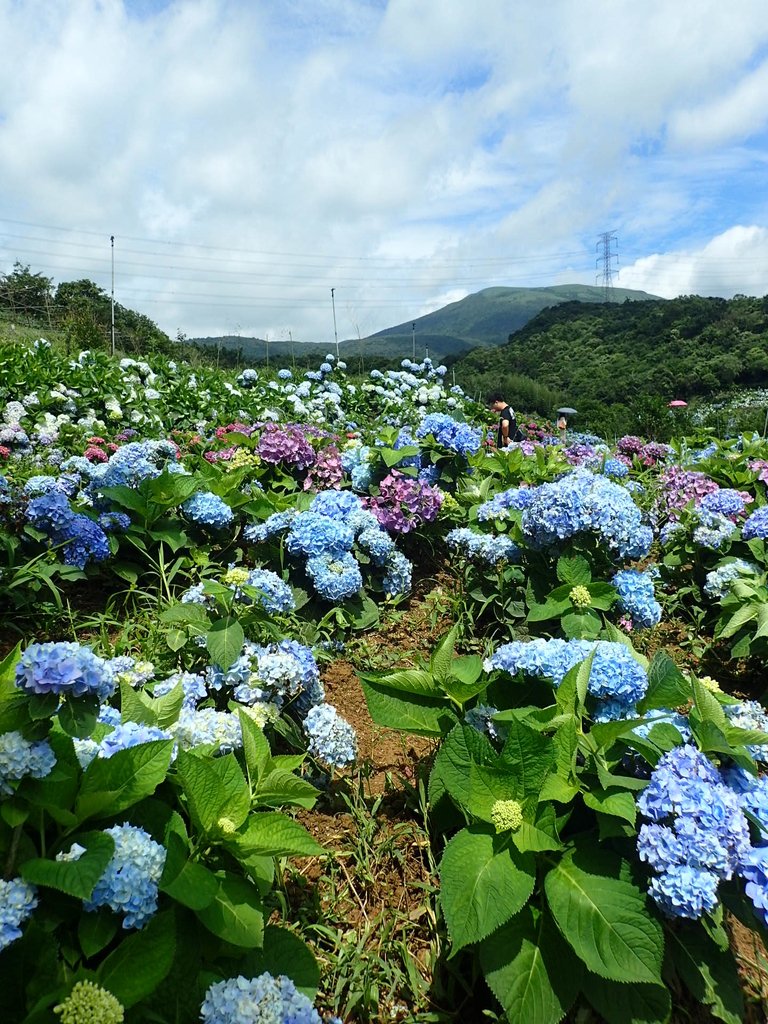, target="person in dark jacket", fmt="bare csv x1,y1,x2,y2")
488,392,522,447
